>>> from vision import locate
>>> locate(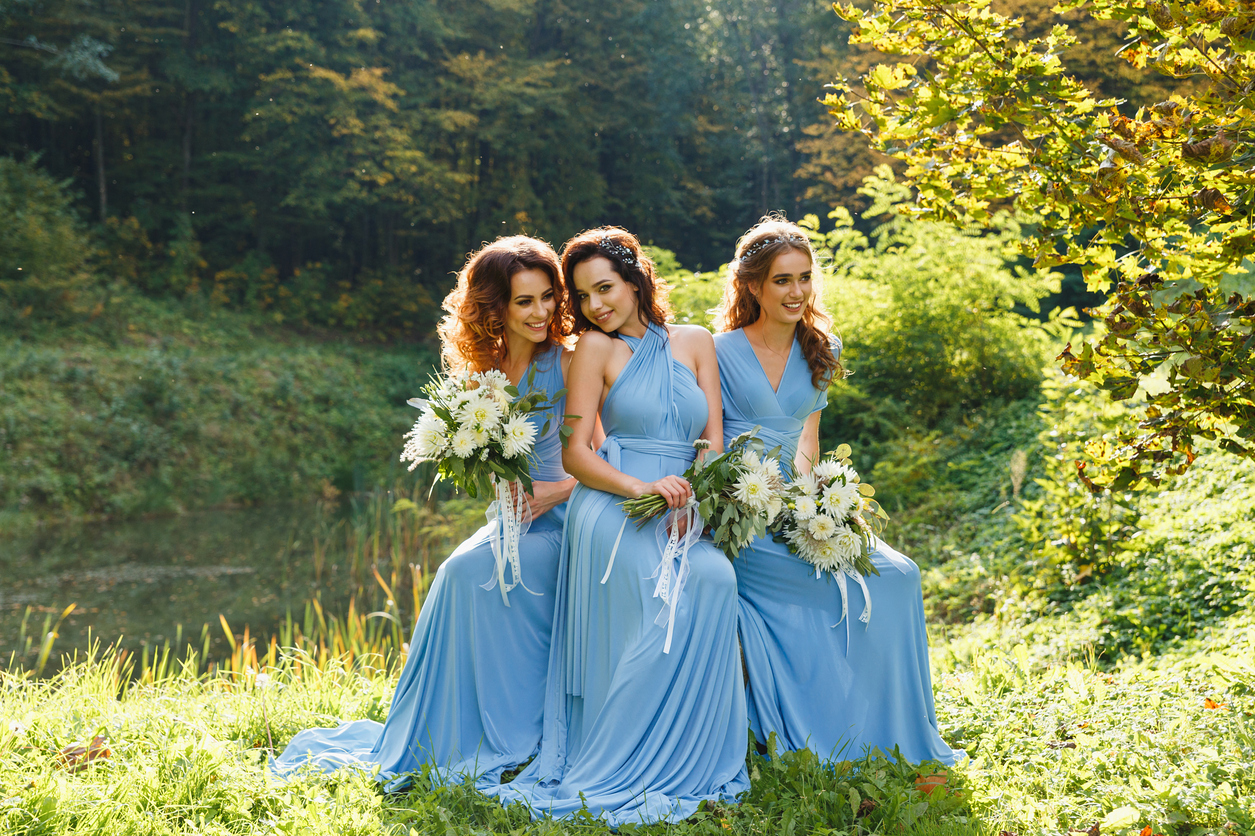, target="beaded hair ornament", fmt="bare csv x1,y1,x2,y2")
734,233,808,265
598,236,639,269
